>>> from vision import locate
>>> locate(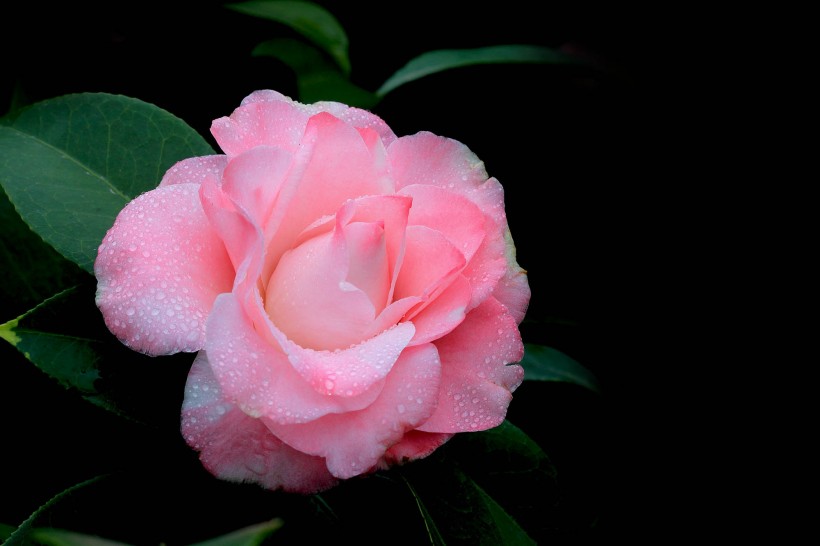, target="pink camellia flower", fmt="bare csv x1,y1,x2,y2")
94,90,531,493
